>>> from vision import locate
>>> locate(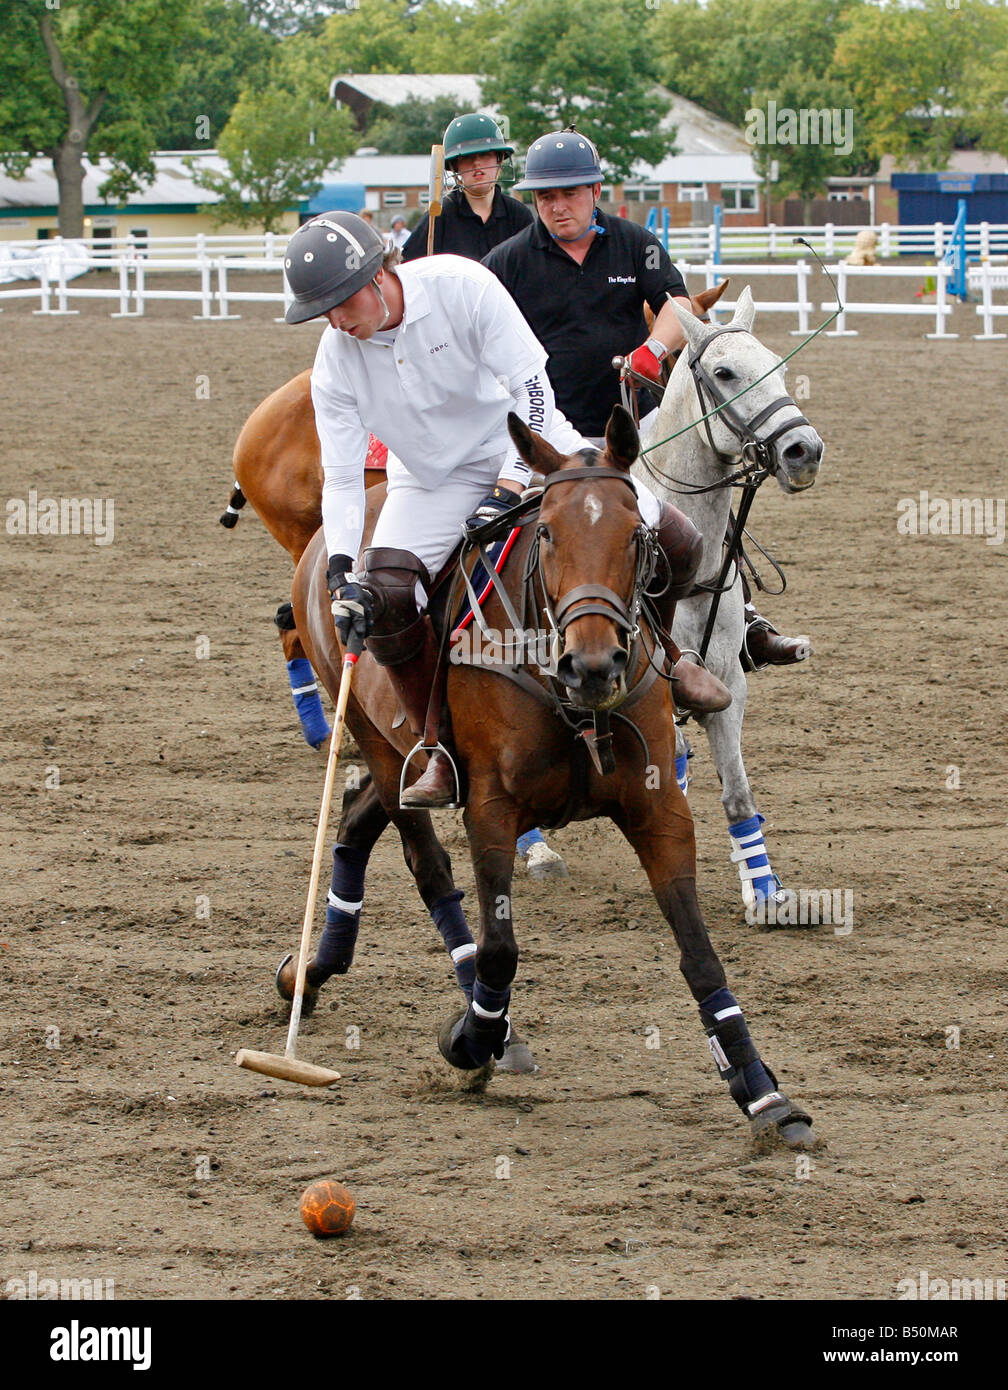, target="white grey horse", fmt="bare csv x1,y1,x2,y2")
634,286,824,917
